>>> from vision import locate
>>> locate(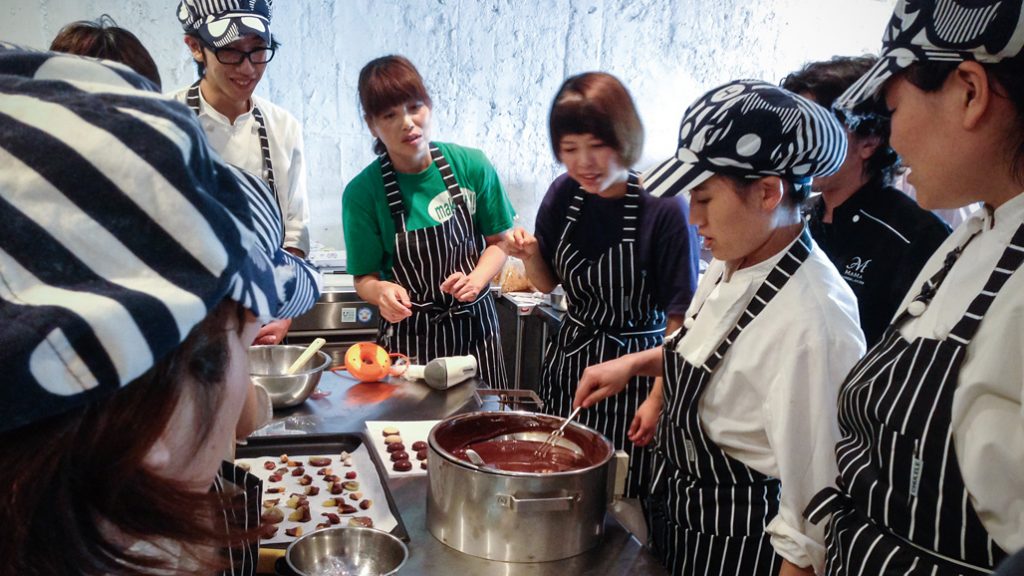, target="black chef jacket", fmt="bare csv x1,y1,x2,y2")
806,180,951,346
